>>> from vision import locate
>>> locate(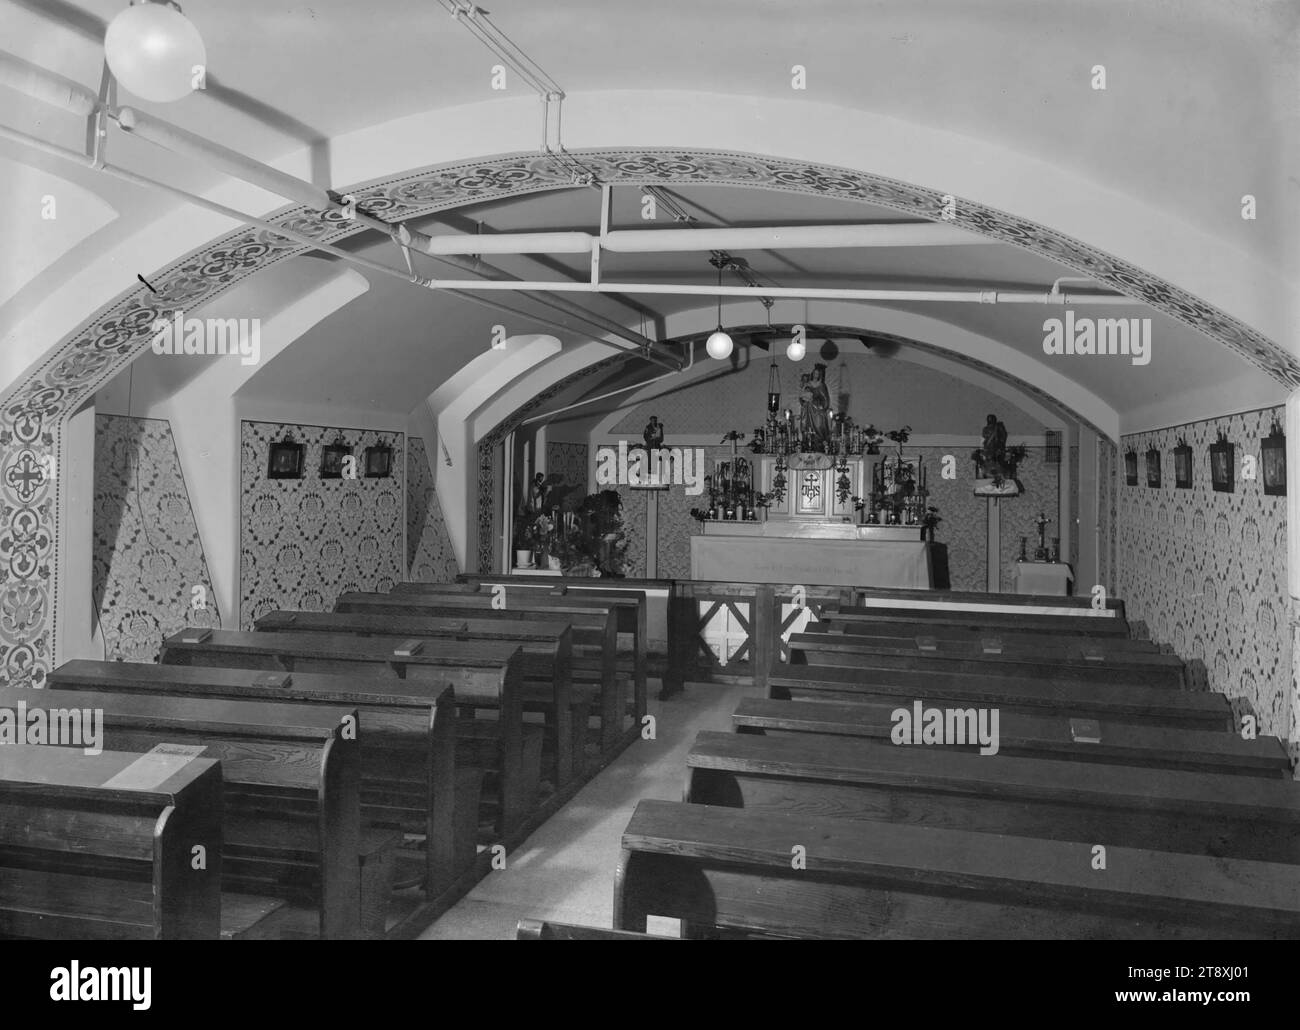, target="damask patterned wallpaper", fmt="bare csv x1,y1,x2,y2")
240,421,404,627
407,436,460,581
544,441,588,511
1118,406,1291,756
92,415,220,661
